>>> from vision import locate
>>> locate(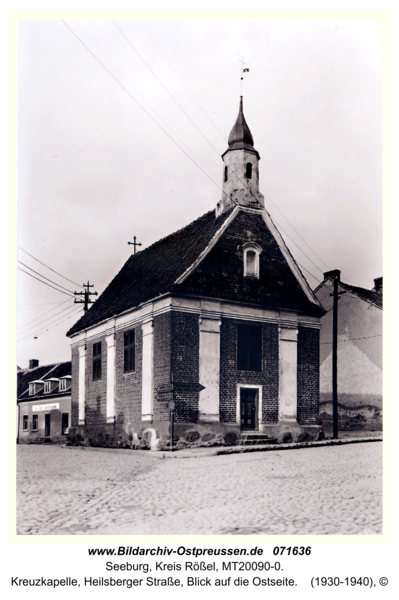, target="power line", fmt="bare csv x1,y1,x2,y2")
112,20,221,159
260,188,329,274
19,247,81,287
18,300,76,336
320,334,382,345
18,297,72,332
72,21,218,187
139,21,226,141
18,261,76,294
61,20,223,194
18,267,76,298
18,305,83,343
